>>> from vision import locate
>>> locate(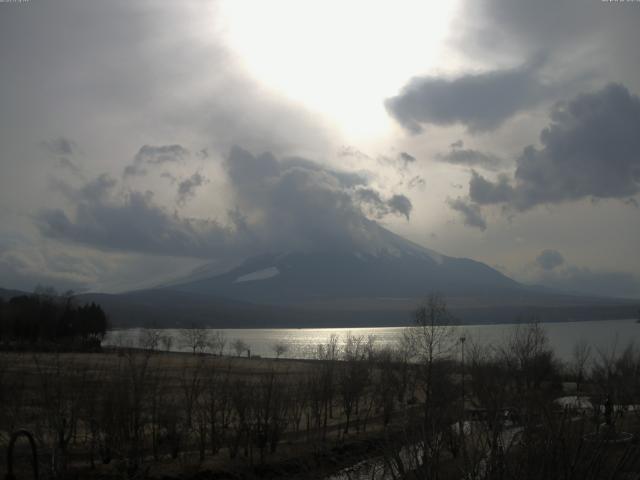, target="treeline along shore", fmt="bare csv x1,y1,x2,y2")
4,294,640,479
0,287,108,351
